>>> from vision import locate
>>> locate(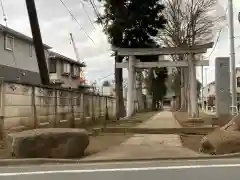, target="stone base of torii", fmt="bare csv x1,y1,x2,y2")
113,42,214,118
